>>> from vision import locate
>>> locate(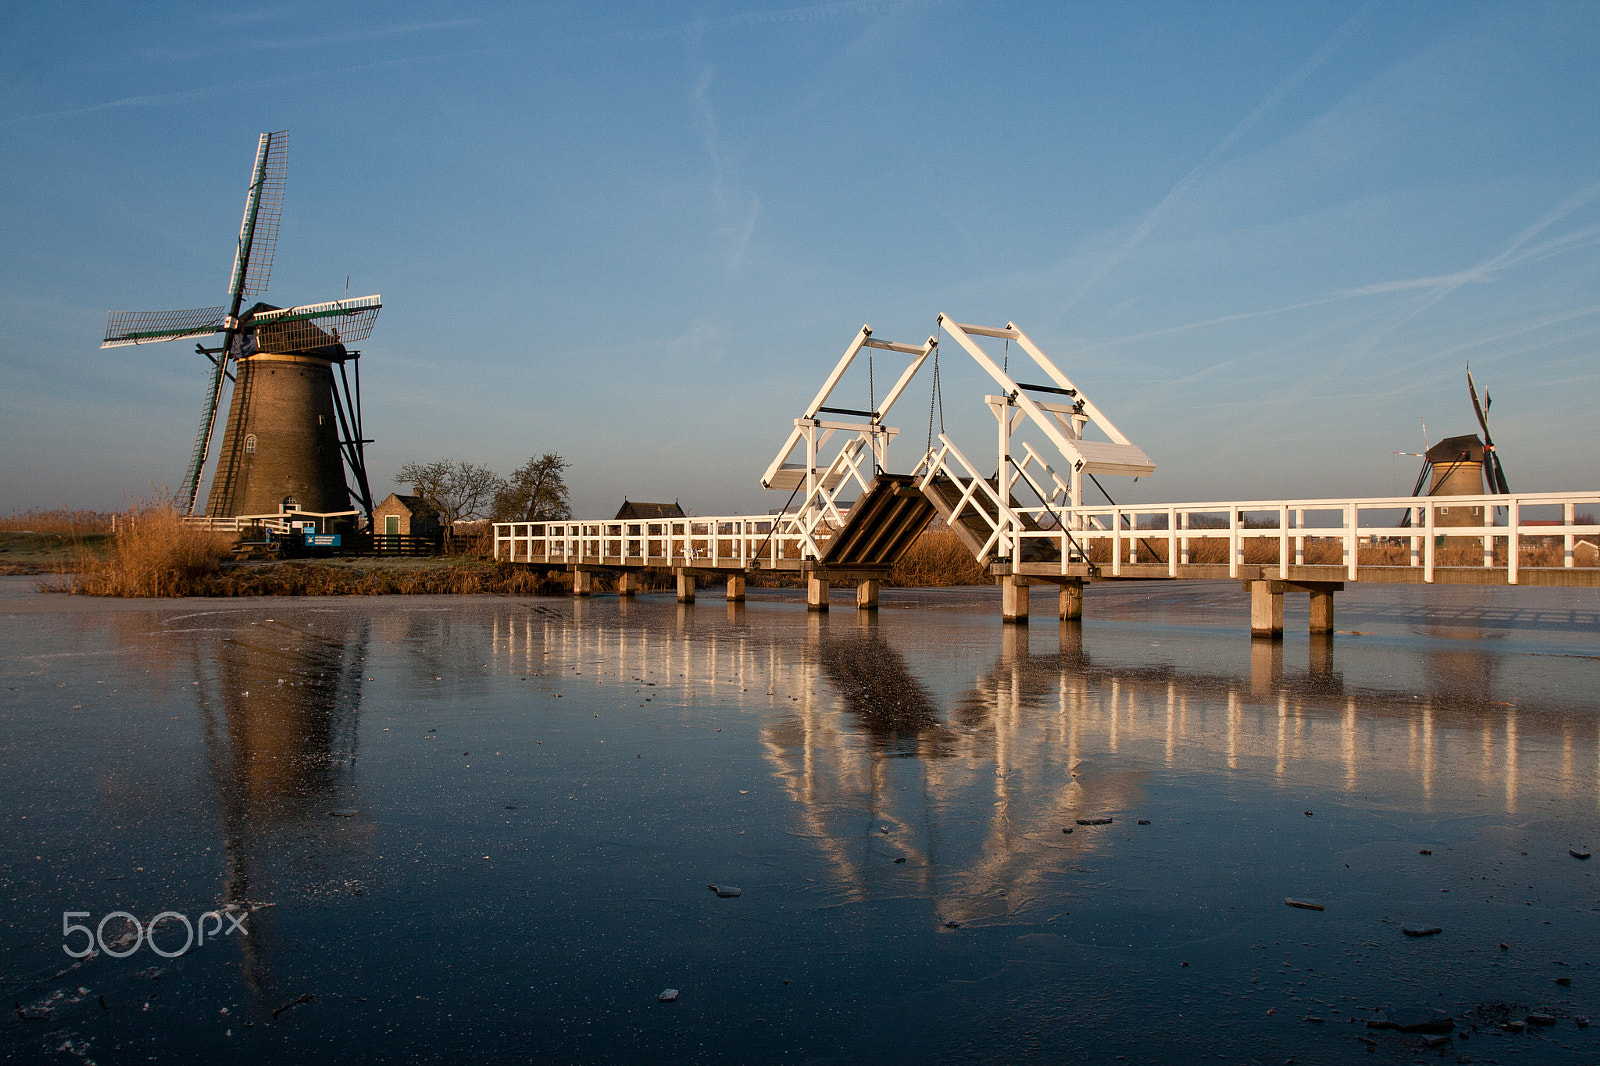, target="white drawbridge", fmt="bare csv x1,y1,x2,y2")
494,314,1600,630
